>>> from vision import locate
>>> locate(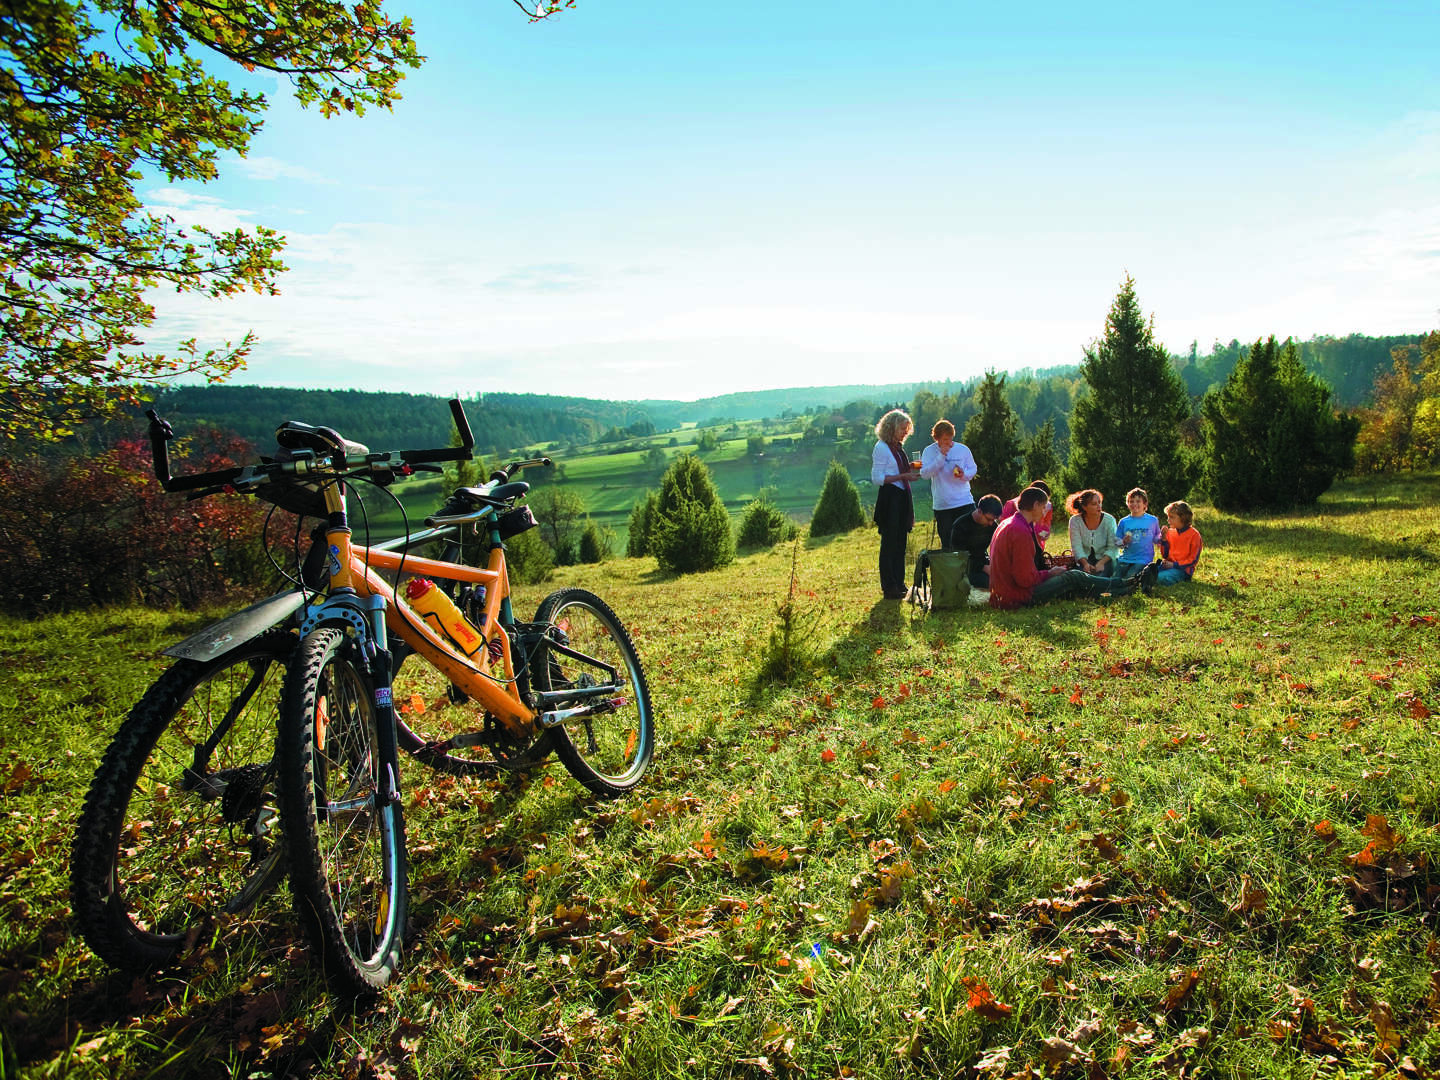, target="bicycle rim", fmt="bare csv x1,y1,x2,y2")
279,628,406,993
532,588,654,798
